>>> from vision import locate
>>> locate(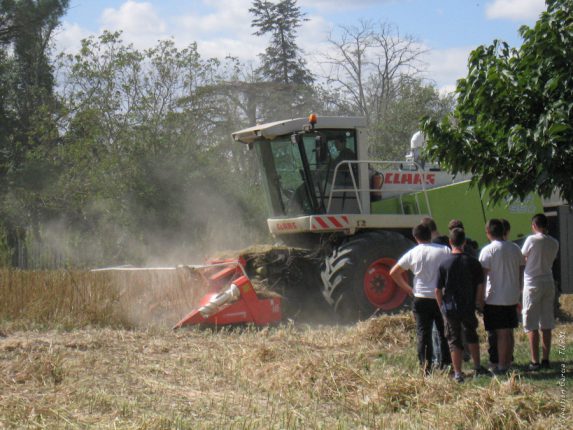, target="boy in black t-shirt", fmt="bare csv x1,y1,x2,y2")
436,228,488,382
448,219,479,257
